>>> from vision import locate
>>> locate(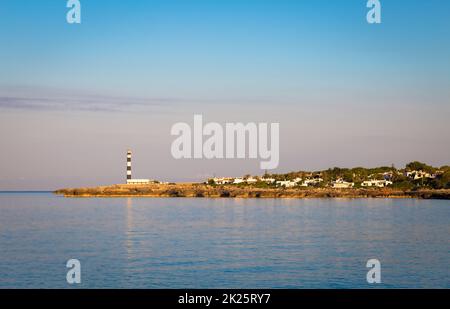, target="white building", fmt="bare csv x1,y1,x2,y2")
261,177,276,184
231,177,259,184
276,177,304,188
361,179,393,188
276,180,297,188
233,177,245,184
246,177,258,184
331,179,354,188
302,178,323,187
211,177,234,185
126,179,152,185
